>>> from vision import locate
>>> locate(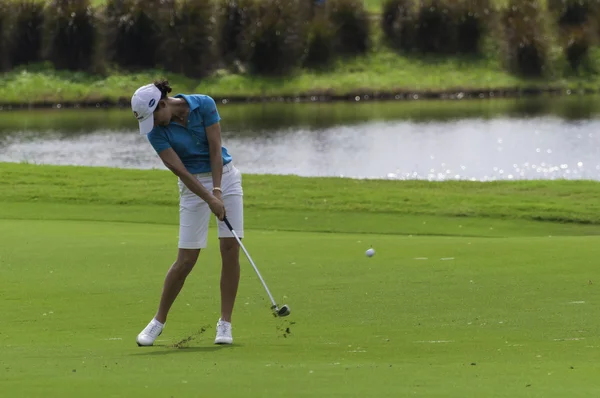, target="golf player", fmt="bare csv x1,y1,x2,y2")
130,80,244,346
